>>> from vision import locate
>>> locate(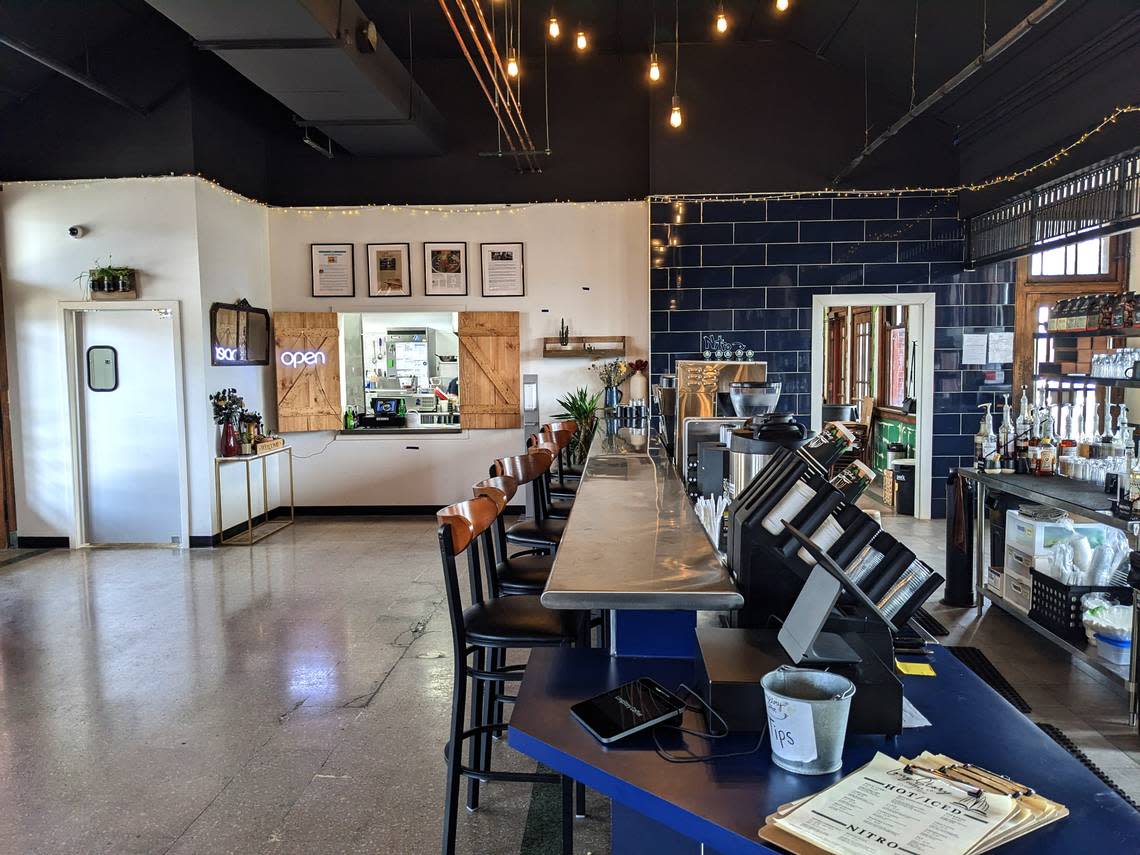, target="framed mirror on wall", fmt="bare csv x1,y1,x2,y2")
211,300,271,366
